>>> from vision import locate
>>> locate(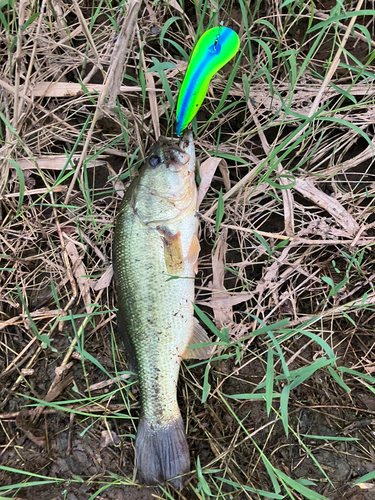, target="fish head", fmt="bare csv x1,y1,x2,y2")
134,131,197,223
